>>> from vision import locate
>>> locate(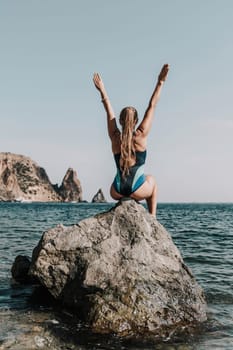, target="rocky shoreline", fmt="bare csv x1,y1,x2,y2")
0,152,106,203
